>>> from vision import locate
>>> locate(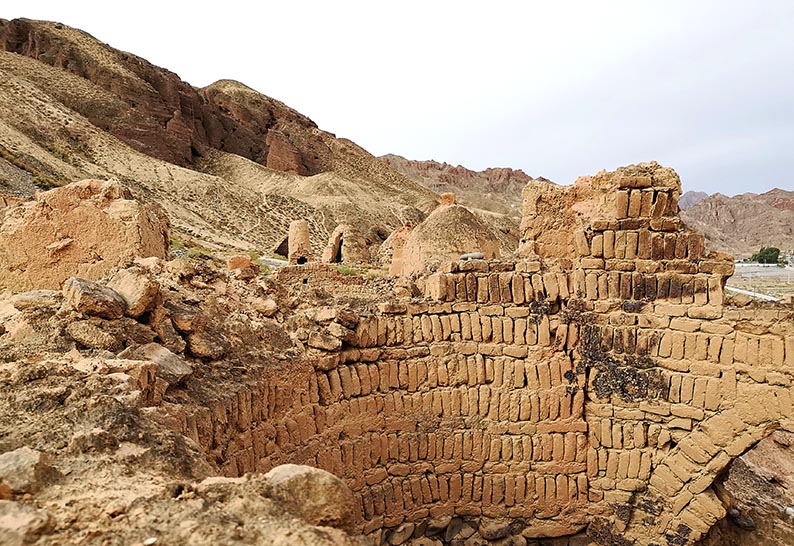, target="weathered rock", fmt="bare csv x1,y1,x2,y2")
69,428,118,453
253,298,278,317
0,180,168,292
407,539,442,546
148,304,186,353
106,267,160,318
63,277,126,319
186,329,228,360
65,321,122,352
0,500,52,546
490,536,526,546
379,223,414,273
0,447,56,493
227,255,259,280
335,309,360,330
227,255,252,270
100,318,158,346
11,290,62,311
426,516,452,536
264,464,355,530
445,519,476,541
479,521,511,540
134,343,192,385
387,522,415,545
327,323,356,344
308,331,342,351
440,192,456,206
164,301,202,333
